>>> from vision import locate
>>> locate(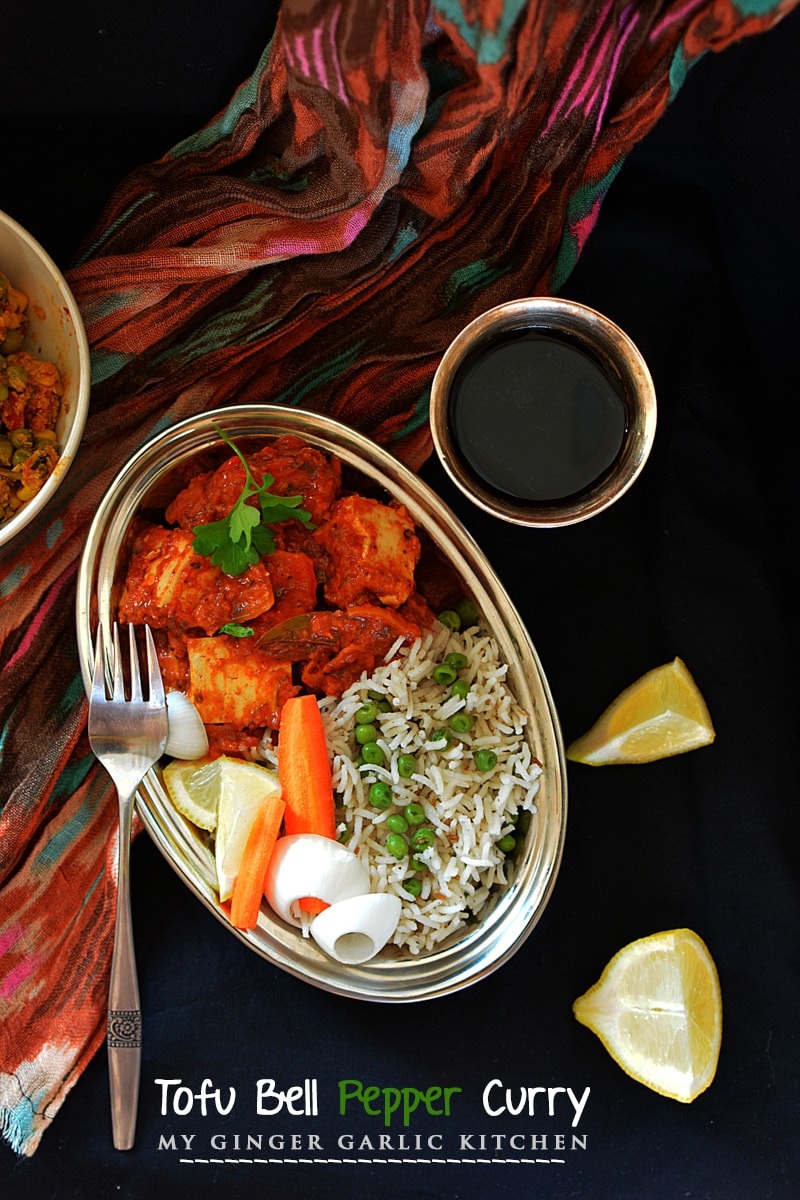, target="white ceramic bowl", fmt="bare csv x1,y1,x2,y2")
0,209,90,548
76,406,568,1002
